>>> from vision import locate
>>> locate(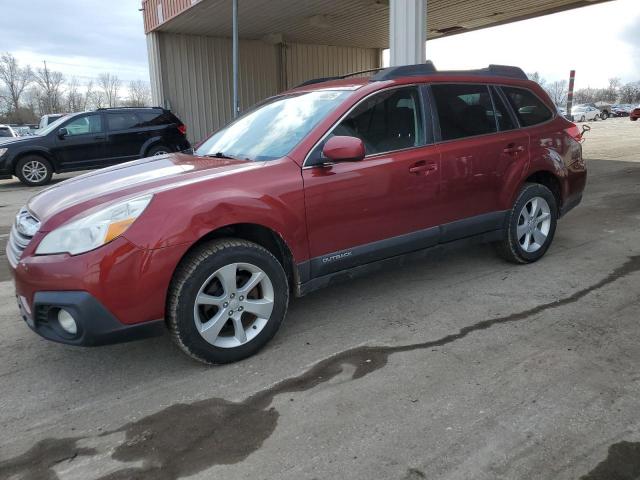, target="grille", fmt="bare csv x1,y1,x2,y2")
6,208,40,264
